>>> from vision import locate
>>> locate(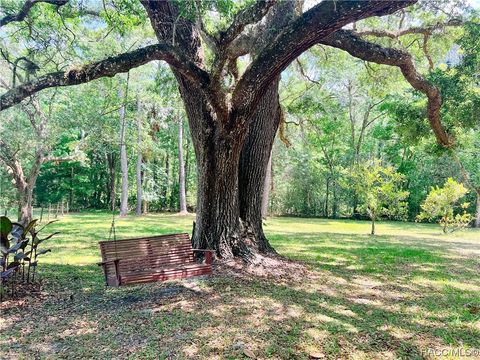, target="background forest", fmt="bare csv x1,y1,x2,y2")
0,0,479,228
